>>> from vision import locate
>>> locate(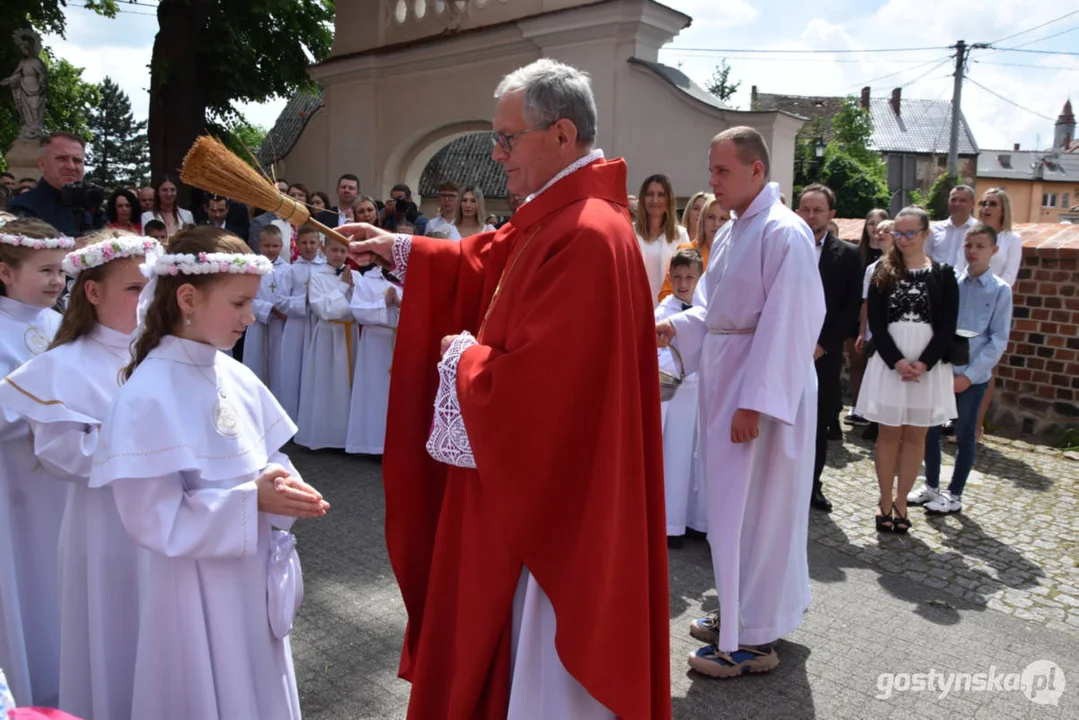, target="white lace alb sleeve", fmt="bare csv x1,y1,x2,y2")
391,234,412,284
425,331,478,468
